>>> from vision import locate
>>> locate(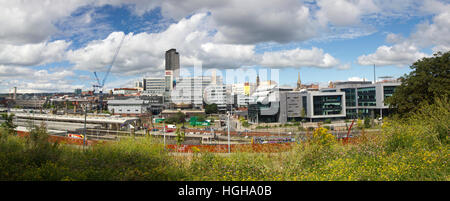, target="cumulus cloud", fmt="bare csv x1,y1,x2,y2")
260,47,339,68
357,42,428,66
0,40,70,67
410,11,450,52
0,0,94,44
67,13,342,75
0,65,79,93
358,1,450,67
